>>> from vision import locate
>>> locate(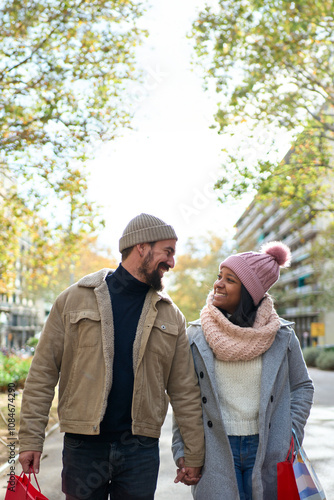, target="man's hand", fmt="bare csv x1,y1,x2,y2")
19,451,42,474
174,456,202,486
